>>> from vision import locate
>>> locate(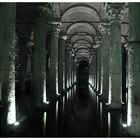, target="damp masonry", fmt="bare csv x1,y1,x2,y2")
0,2,140,137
